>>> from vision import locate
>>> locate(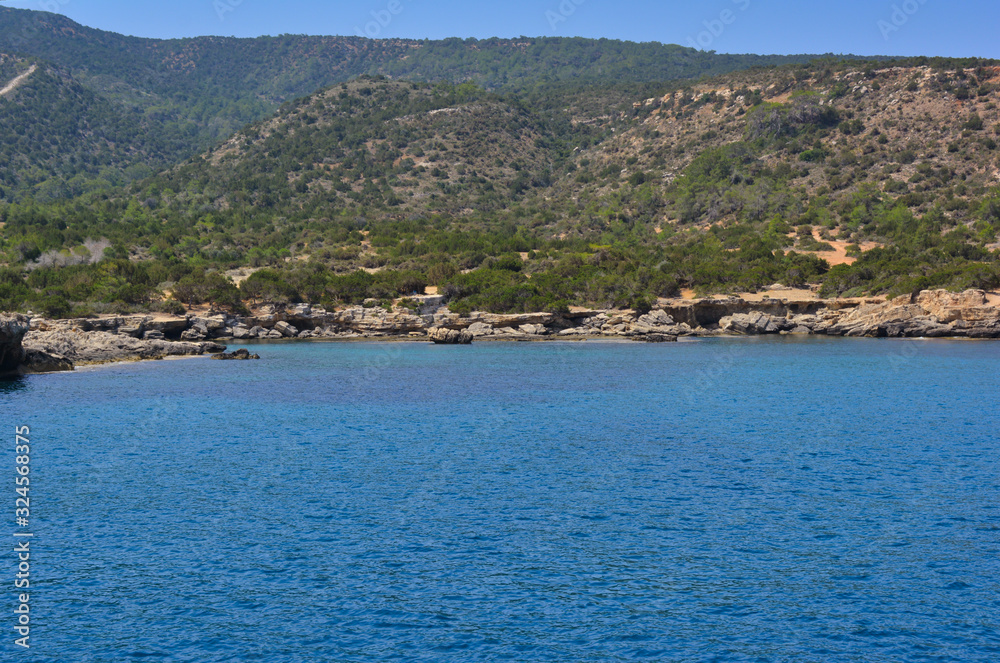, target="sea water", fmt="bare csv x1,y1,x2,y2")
2,337,999,661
